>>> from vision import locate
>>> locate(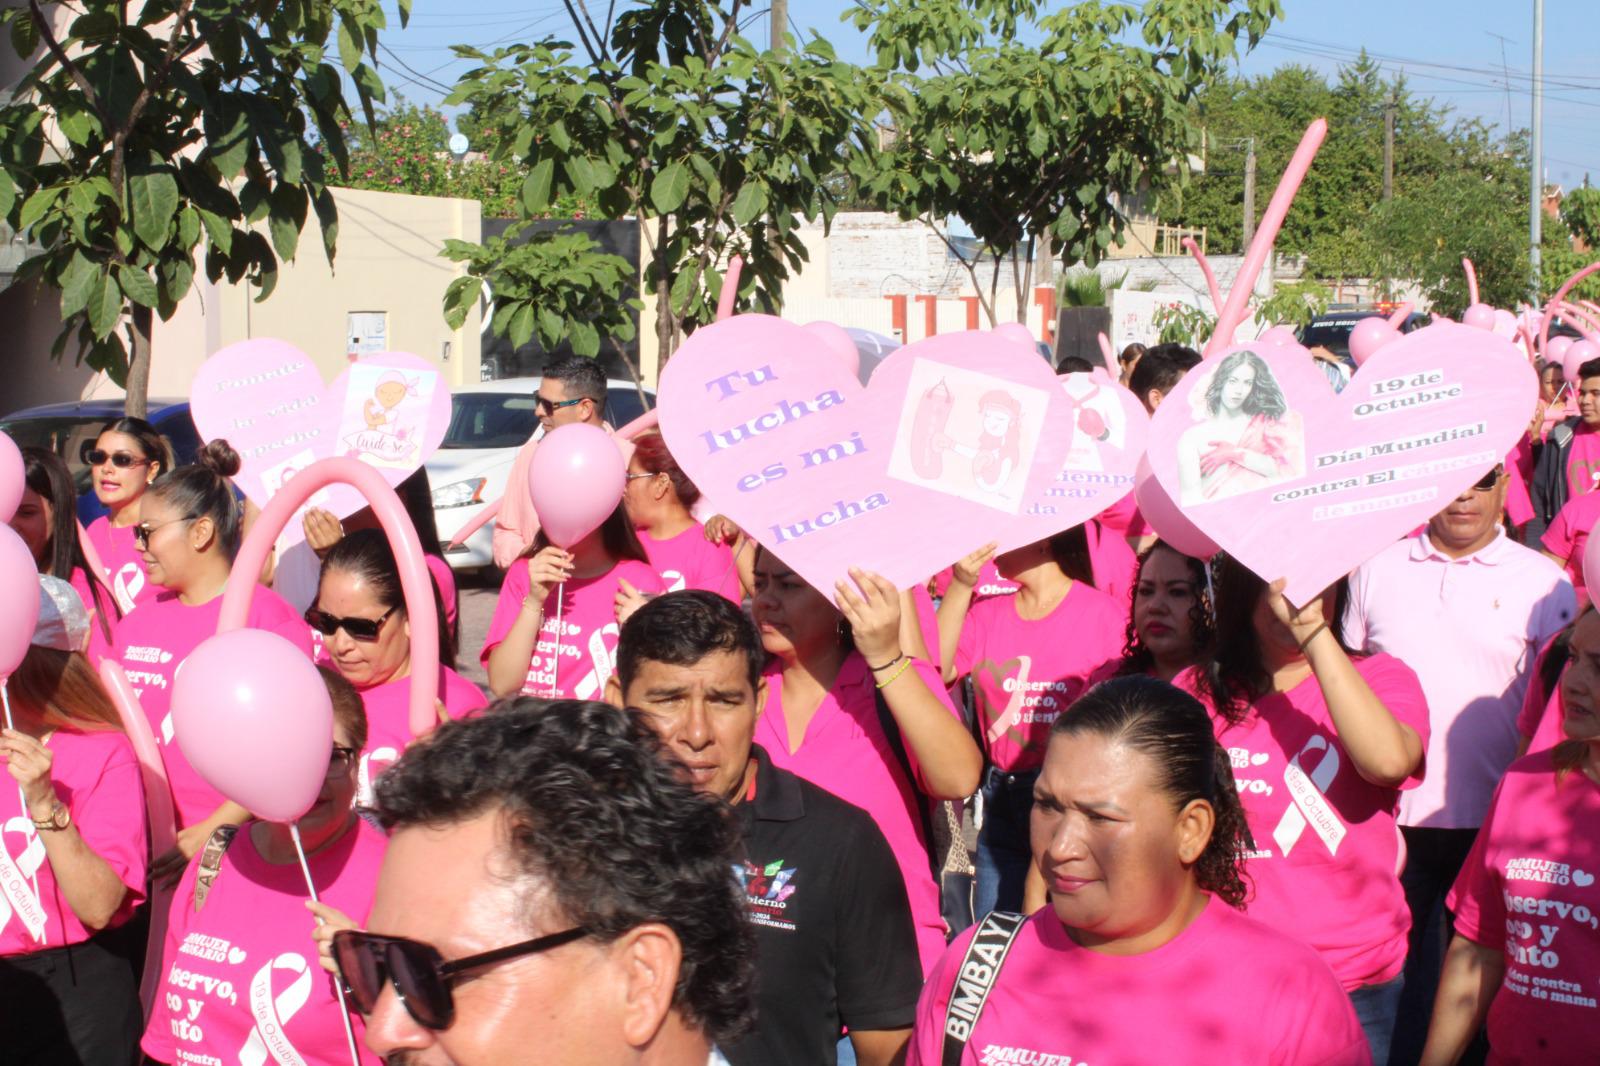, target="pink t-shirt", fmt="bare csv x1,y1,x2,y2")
425,552,458,638
1176,654,1431,989
640,524,740,603
908,900,1370,1066
1542,490,1600,603
481,558,666,700
953,582,1125,772
1448,751,1600,1066
753,654,958,974
932,561,1018,601
0,728,148,955
114,586,315,828
1097,490,1141,535
85,515,163,613
1566,423,1600,497
1517,636,1571,756
142,819,386,1066
1086,519,1136,616
355,666,488,806
1505,441,1535,528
